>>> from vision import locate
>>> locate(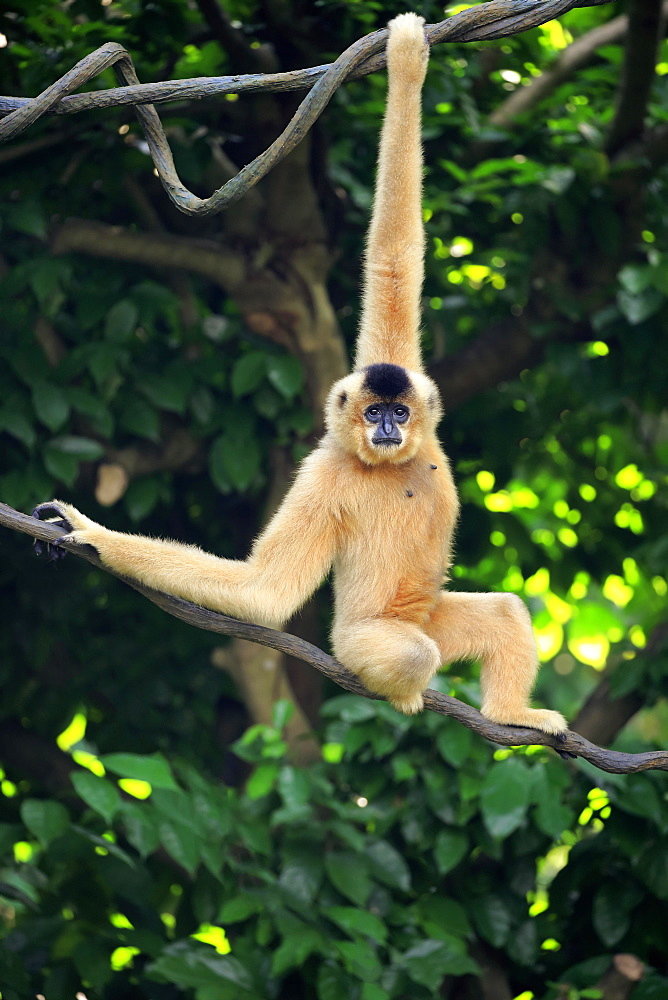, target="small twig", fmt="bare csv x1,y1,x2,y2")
1,500,664,774
0,0,616,216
